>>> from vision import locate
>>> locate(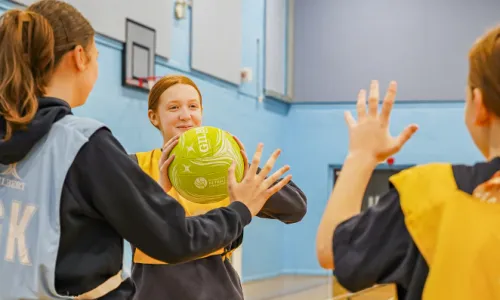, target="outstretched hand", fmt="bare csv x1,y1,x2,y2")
344,80,418,163
227,143,292,216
